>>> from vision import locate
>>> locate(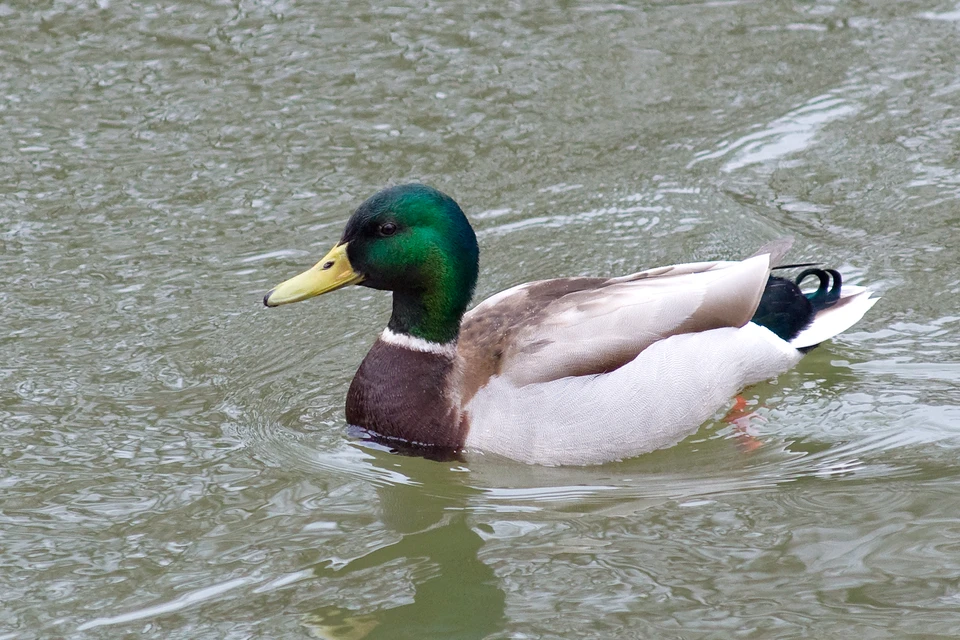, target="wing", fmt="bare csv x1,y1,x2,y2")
457,253,775,398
